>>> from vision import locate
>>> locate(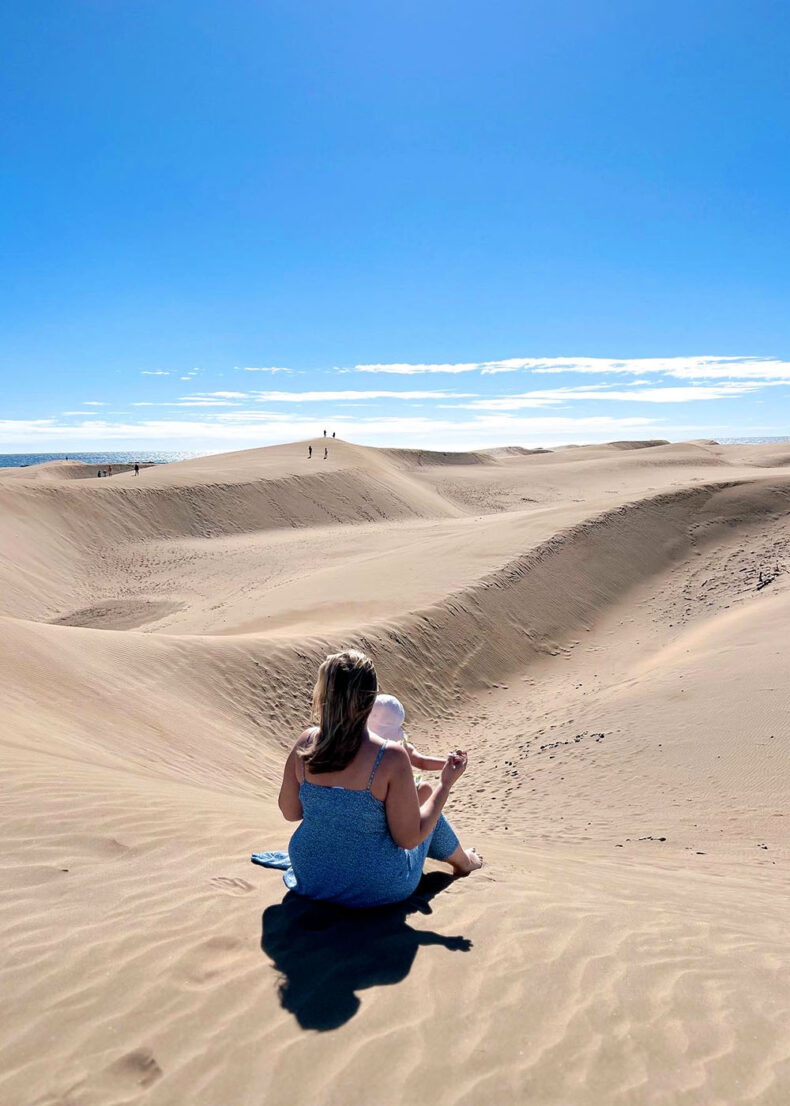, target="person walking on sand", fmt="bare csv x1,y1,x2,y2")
324,446,328,460
134,462,139,476
332,431,336,438
269,650,482,908
308,445,312,459
323,428,327,437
